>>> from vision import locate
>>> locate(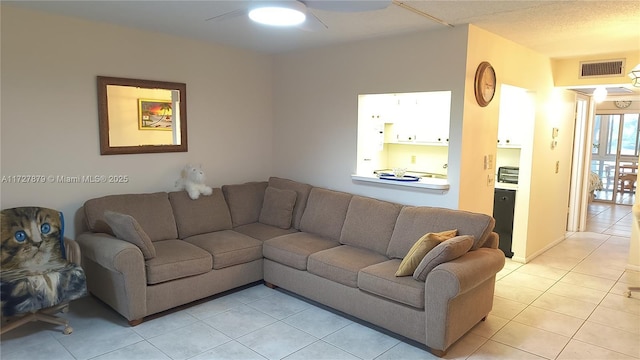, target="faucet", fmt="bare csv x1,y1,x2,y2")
443,164,448,169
